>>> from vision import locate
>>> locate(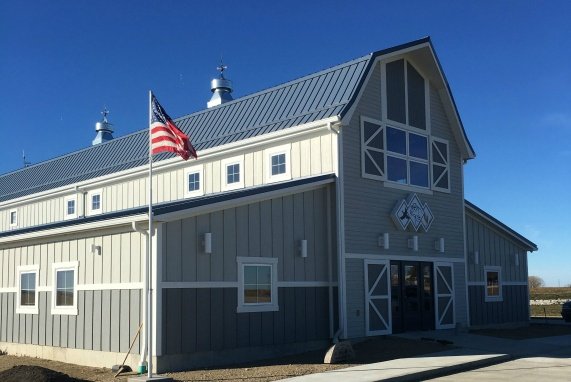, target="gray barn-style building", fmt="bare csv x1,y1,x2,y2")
0,38,537,372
